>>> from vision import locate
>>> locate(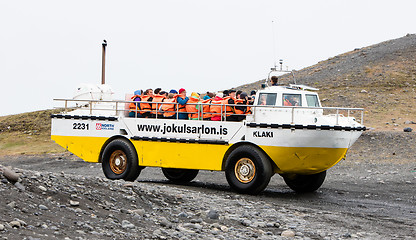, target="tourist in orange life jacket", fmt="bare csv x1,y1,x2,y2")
202,92,214,100
201,93,213,120
236,90,242,99
140,89,153,118
283,95,293,106
161,90,178,119
154,88,162,95
160,91,168,98
150,91,166,118
128,90,143,117
186,92,202,120
234,92,251,121
210,92,224,121
177,88,189,120
223,89,240,121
